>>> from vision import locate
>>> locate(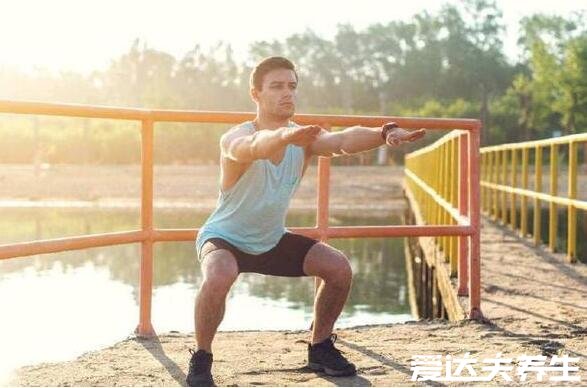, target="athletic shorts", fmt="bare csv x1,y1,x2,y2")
198,232,319,277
